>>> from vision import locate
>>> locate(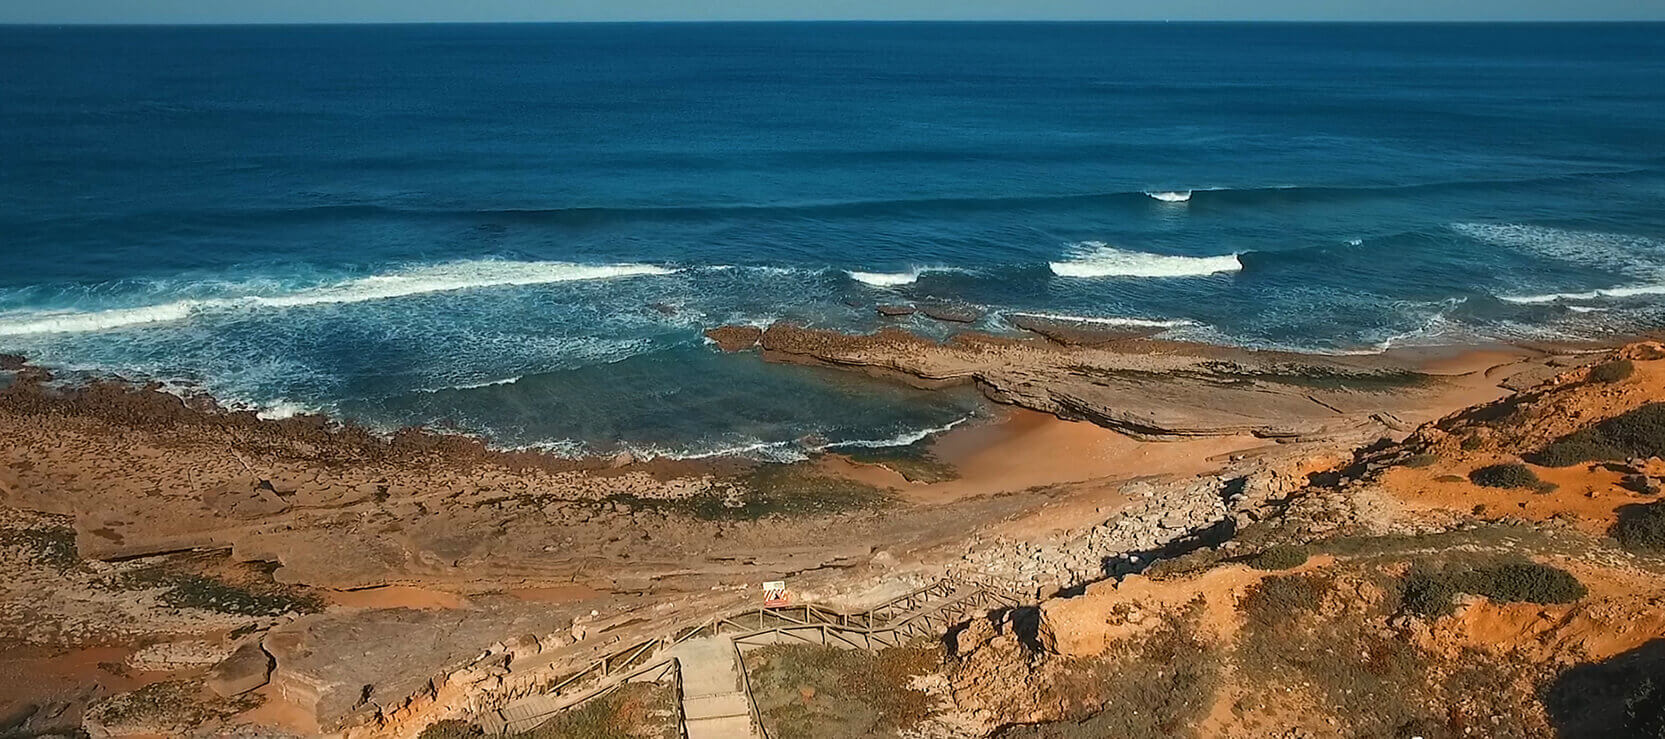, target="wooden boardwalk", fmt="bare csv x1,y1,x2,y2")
667,635,761,739
476,578,1017,737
